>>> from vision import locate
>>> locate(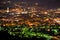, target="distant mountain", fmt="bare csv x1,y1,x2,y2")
0,0,60,9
